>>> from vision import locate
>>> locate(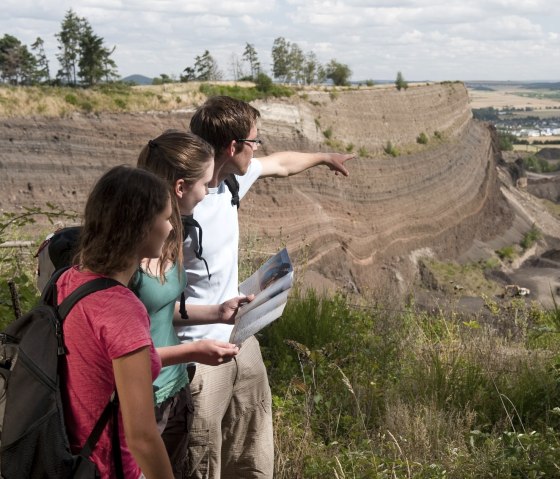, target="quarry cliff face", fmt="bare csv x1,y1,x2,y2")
0,83,511,294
